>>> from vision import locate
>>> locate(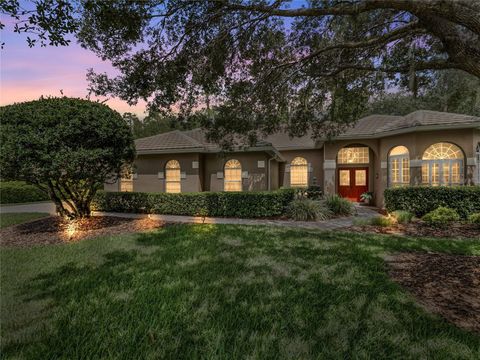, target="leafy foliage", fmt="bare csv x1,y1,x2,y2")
0,97,135,218
92,189,295,218
324,194,354,216
422,207,460,227
287,199,332,221
0,181,50,204
384,186,480,219
391,210,414,224
468,213,480,225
